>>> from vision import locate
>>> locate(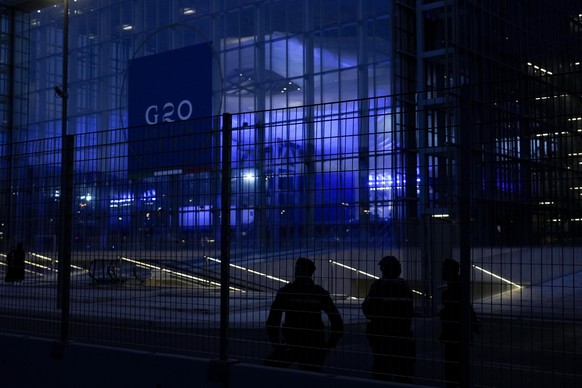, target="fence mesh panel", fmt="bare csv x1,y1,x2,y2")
1,78,581,386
